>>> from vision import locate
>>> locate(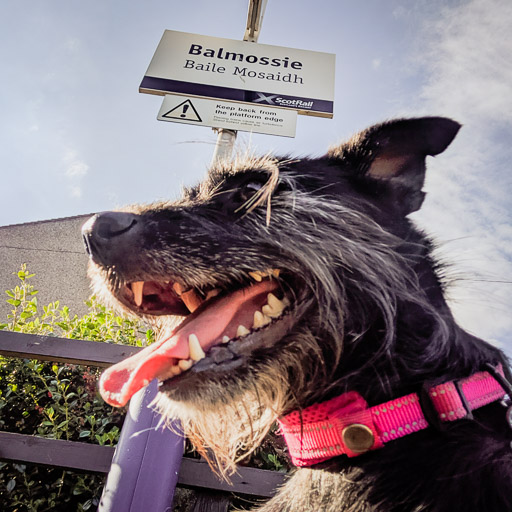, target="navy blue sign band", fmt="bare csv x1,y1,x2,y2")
140,76,333,115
